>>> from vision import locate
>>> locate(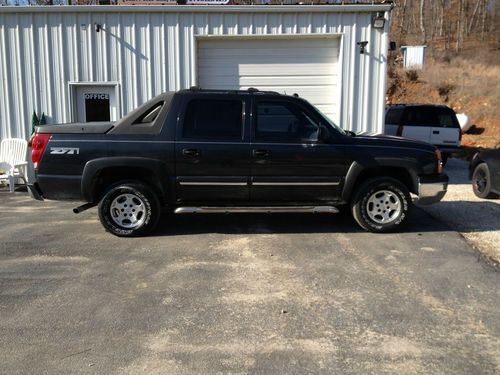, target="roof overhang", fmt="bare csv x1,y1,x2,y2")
0,4,393,14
